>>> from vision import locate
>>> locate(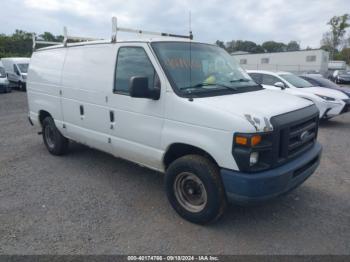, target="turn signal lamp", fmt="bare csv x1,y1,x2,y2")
235,134,262,147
